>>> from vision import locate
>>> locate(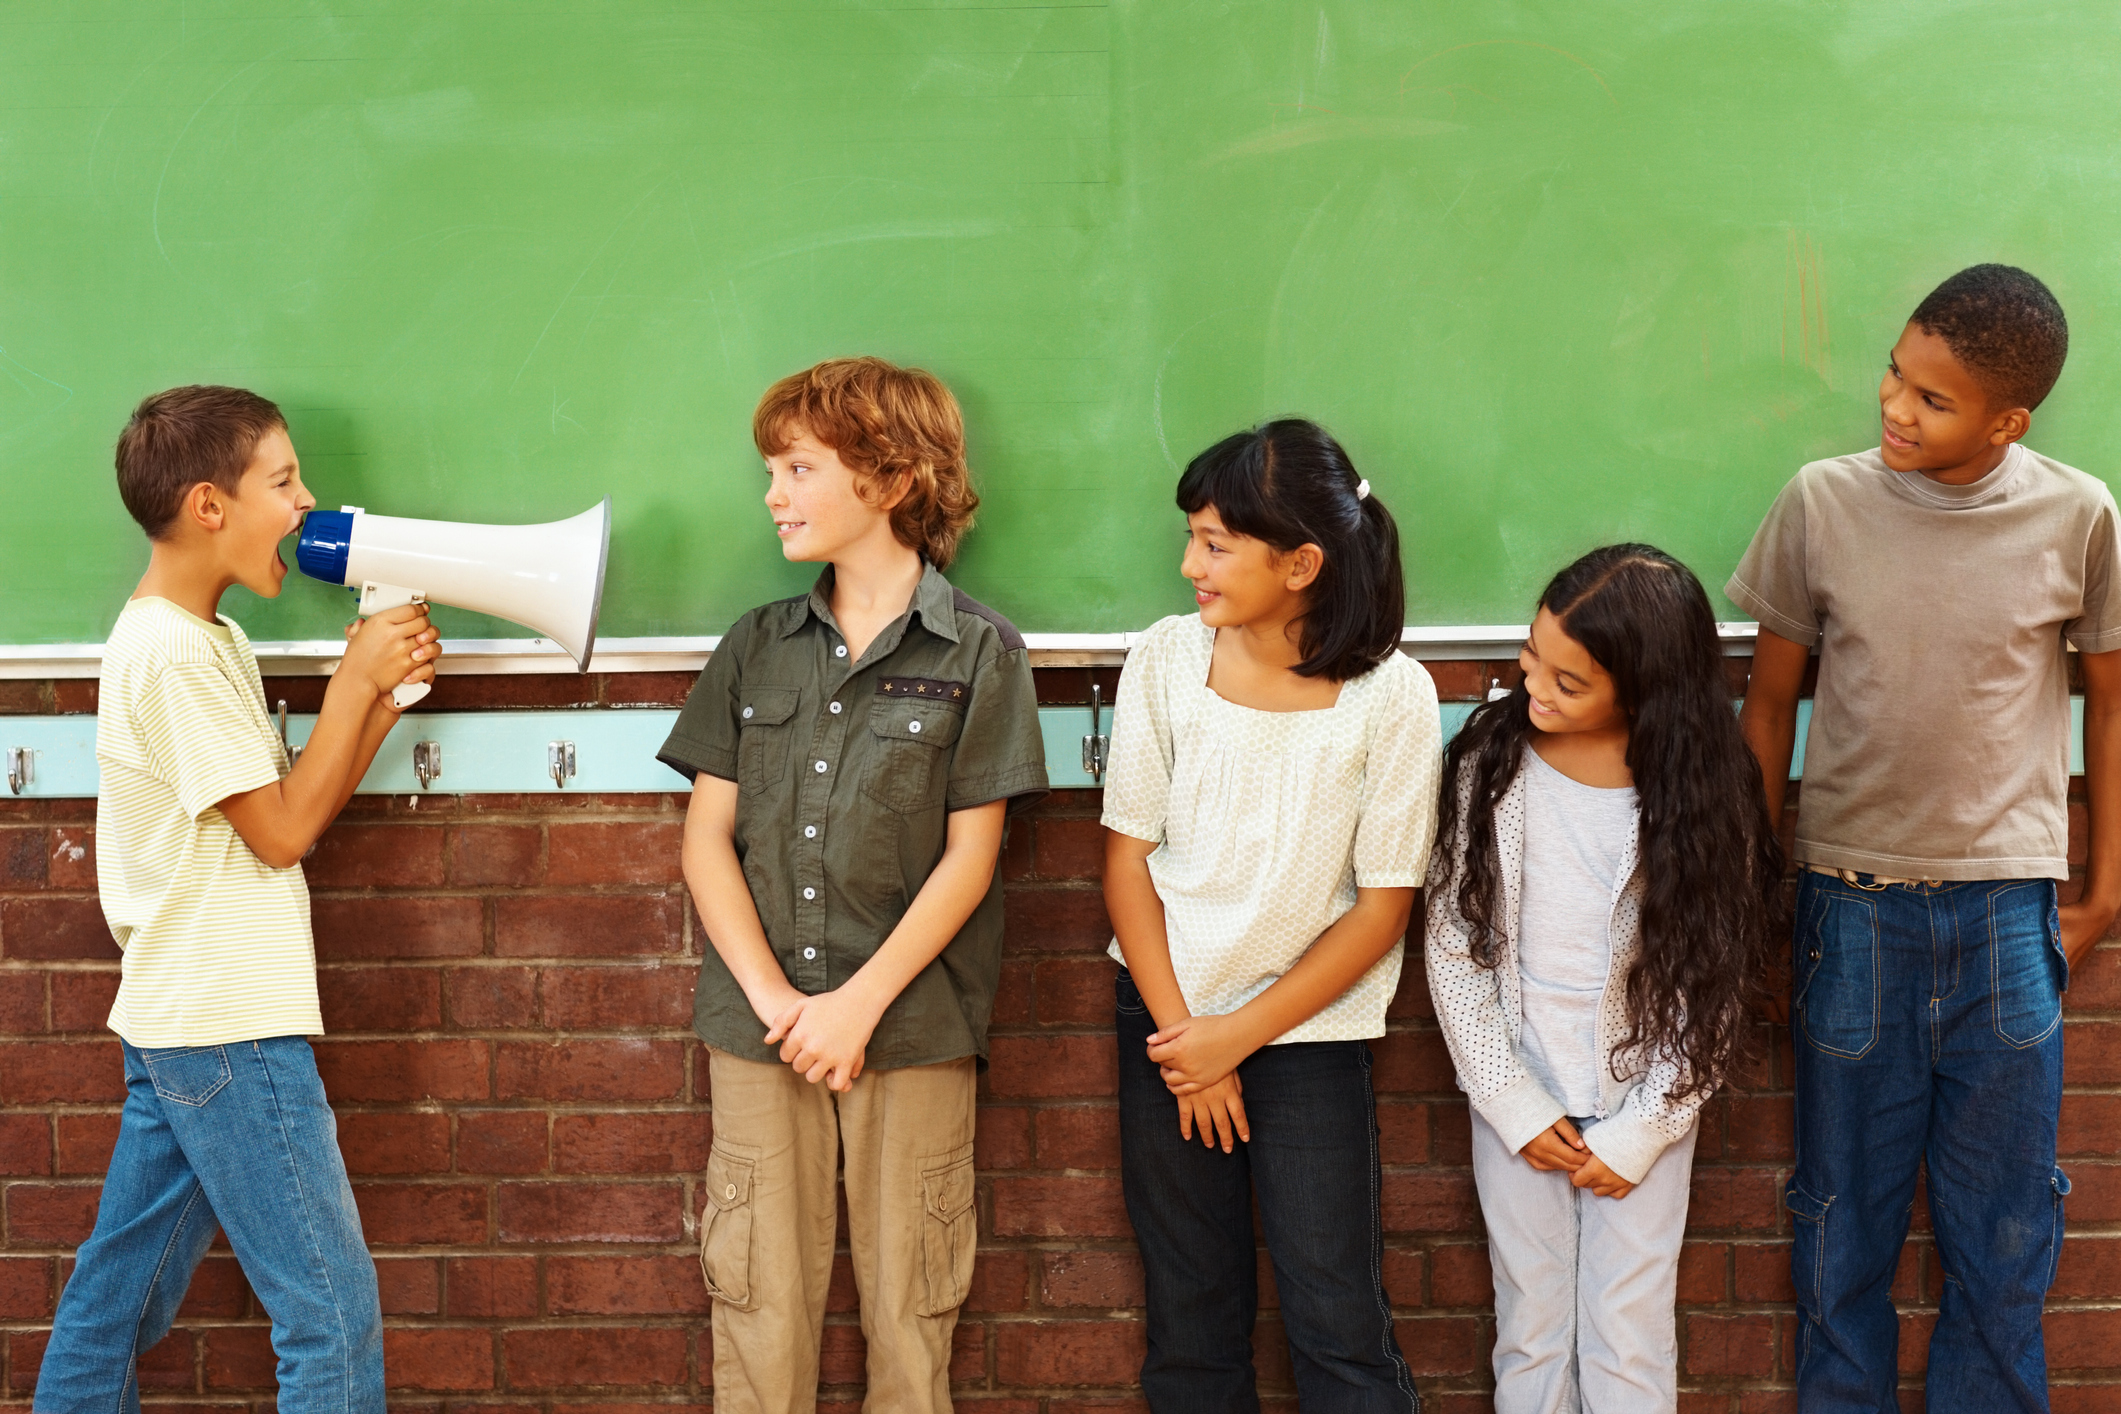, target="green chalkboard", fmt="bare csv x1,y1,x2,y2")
5,2,2120,643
